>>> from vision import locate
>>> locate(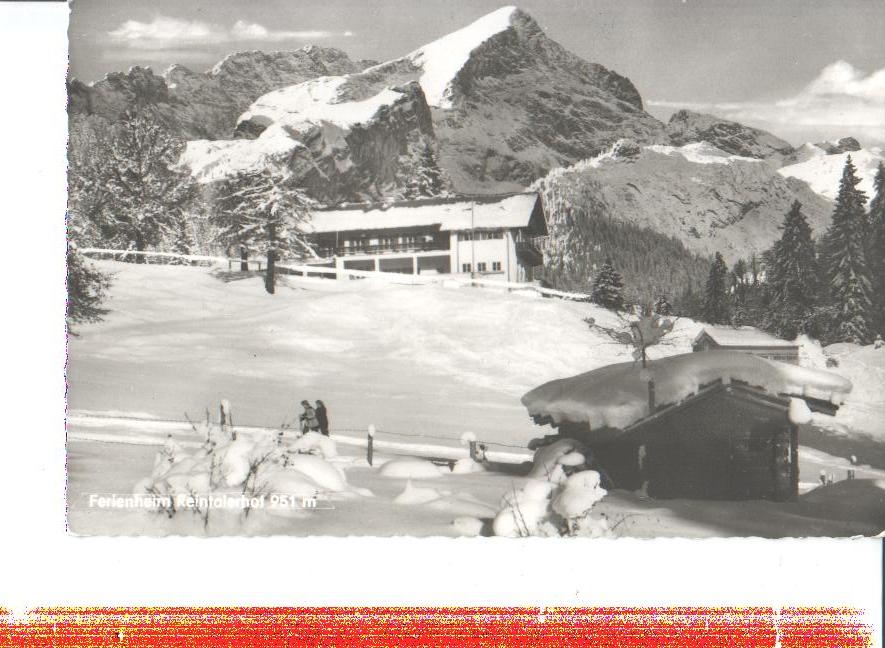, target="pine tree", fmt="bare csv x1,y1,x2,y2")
763,200,820,339
590,258,625,310
869,162,885,333
212,166,314,292
654,295,673,316
703,252,731,324
66,242,111,331
401,141,447,199
824,155,874,343
70,108,197,261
